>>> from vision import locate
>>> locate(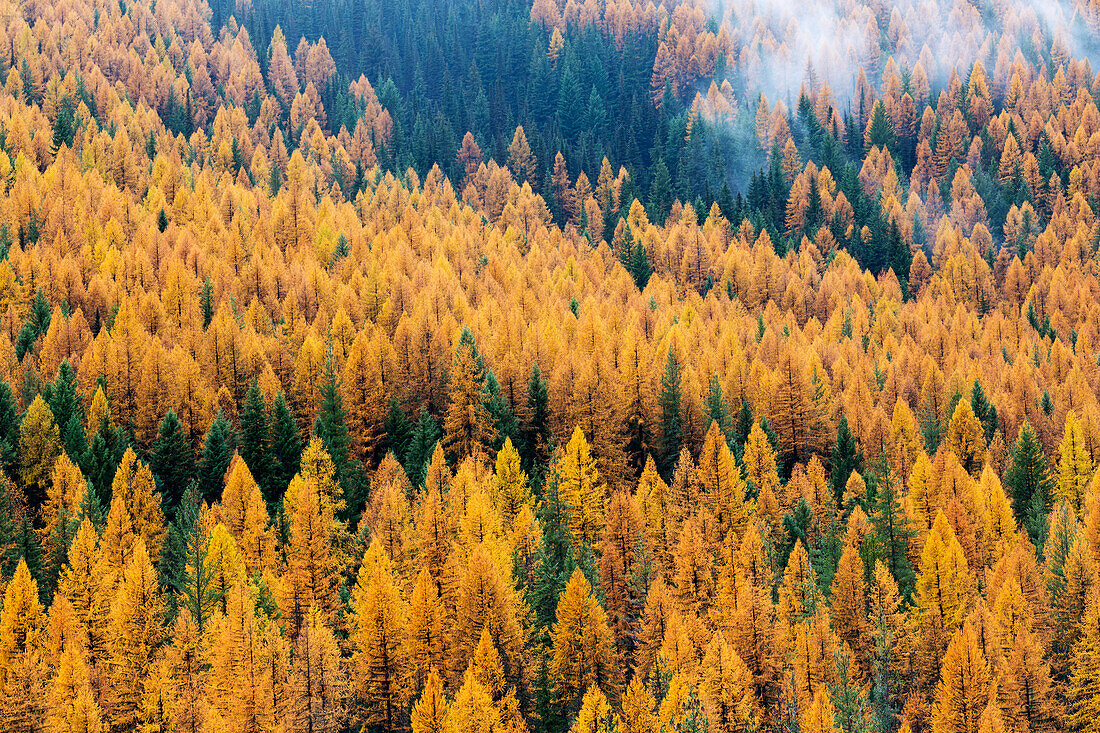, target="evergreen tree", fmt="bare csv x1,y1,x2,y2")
46,360,83,457
200,276,215,328
865,102,896,154
238,379,273,495
313,349,351,484
648,159,672,224
0,381,18,474
81,413,128,506
703,372,733,447
382,398,413,464
969,380,998,443
869,460,915,597
269,390,302,502
150,409,194,520
405,409,441,488
829,415,863,504
656,350,683,479
0,474,19,575
528,458,574,630
732,399,754,461
1004,422,1054,549
629,241,652,290
173,483,221,632
40,505,75,600
196,410,236,504
521,364,551,481
485,370,519,451
14,513,42,594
